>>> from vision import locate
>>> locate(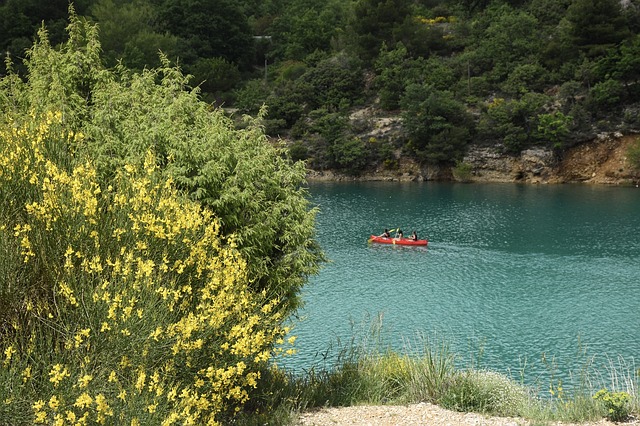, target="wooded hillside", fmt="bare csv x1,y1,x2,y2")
3,0,639,173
